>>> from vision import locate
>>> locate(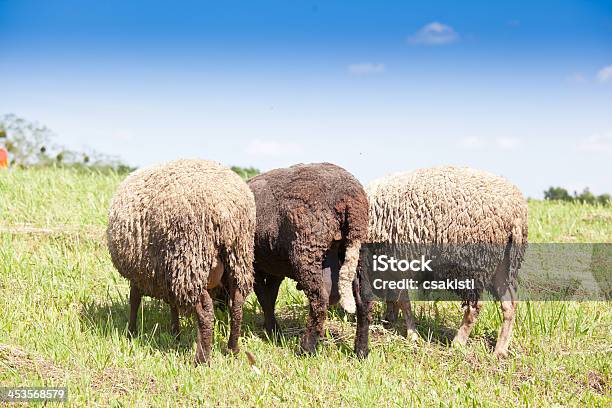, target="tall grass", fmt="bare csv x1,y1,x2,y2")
0,168,610,406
